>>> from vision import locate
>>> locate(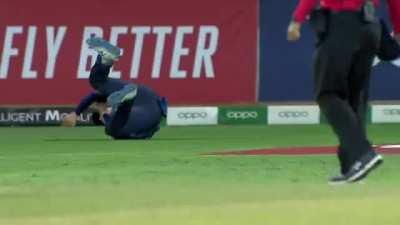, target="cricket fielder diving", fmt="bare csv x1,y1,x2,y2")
62,37,168,139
